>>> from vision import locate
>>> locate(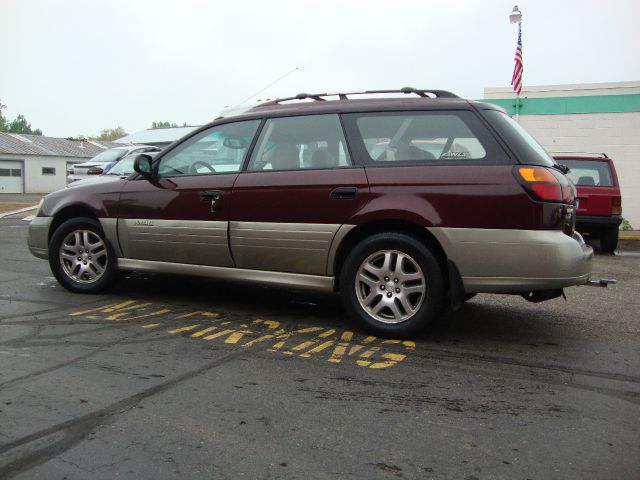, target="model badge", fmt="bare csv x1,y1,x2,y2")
134,220,154,226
